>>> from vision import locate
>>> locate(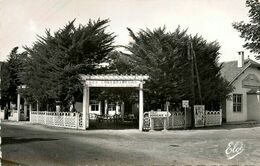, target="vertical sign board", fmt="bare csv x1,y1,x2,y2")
194,105,205,127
